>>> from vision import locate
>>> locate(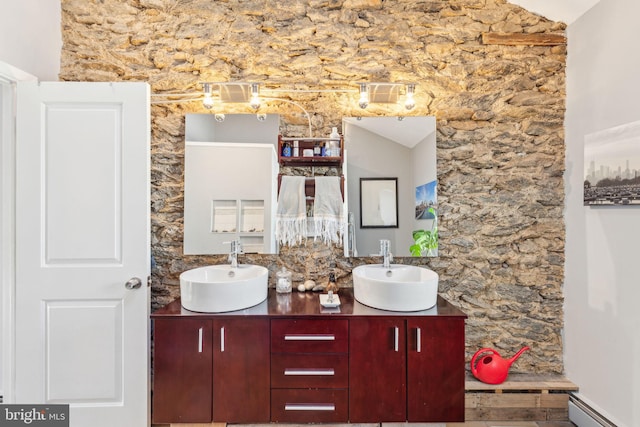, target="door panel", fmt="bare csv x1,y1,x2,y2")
14,81,150,426
213,318,270,422
407,317,465,422
349,318,406,422
44,103,123,264
152,318,213,424
45,300,123,402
